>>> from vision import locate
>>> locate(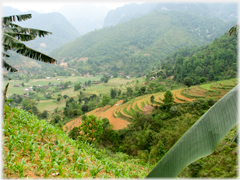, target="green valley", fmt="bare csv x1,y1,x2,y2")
2,3,238,179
